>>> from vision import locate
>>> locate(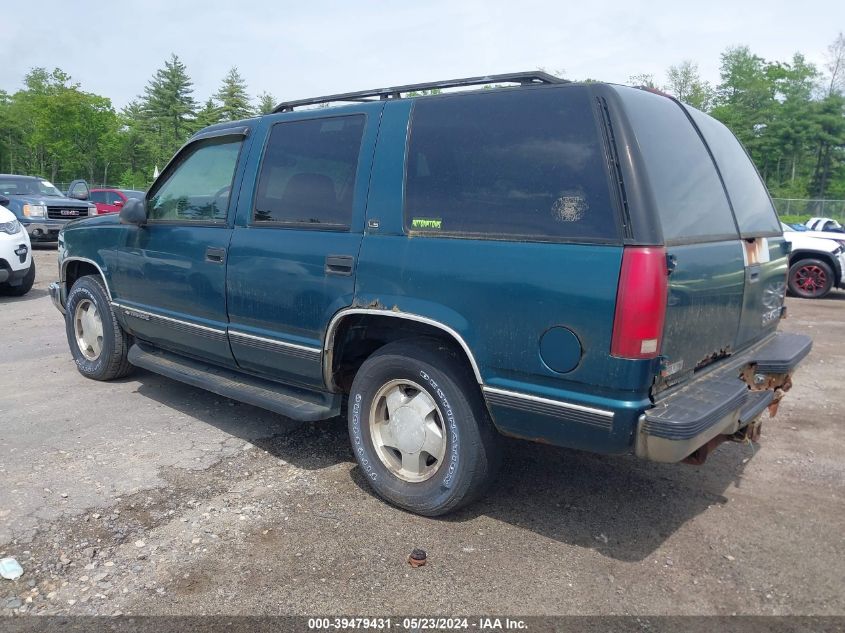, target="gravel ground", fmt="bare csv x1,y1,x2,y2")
0,248,843,616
